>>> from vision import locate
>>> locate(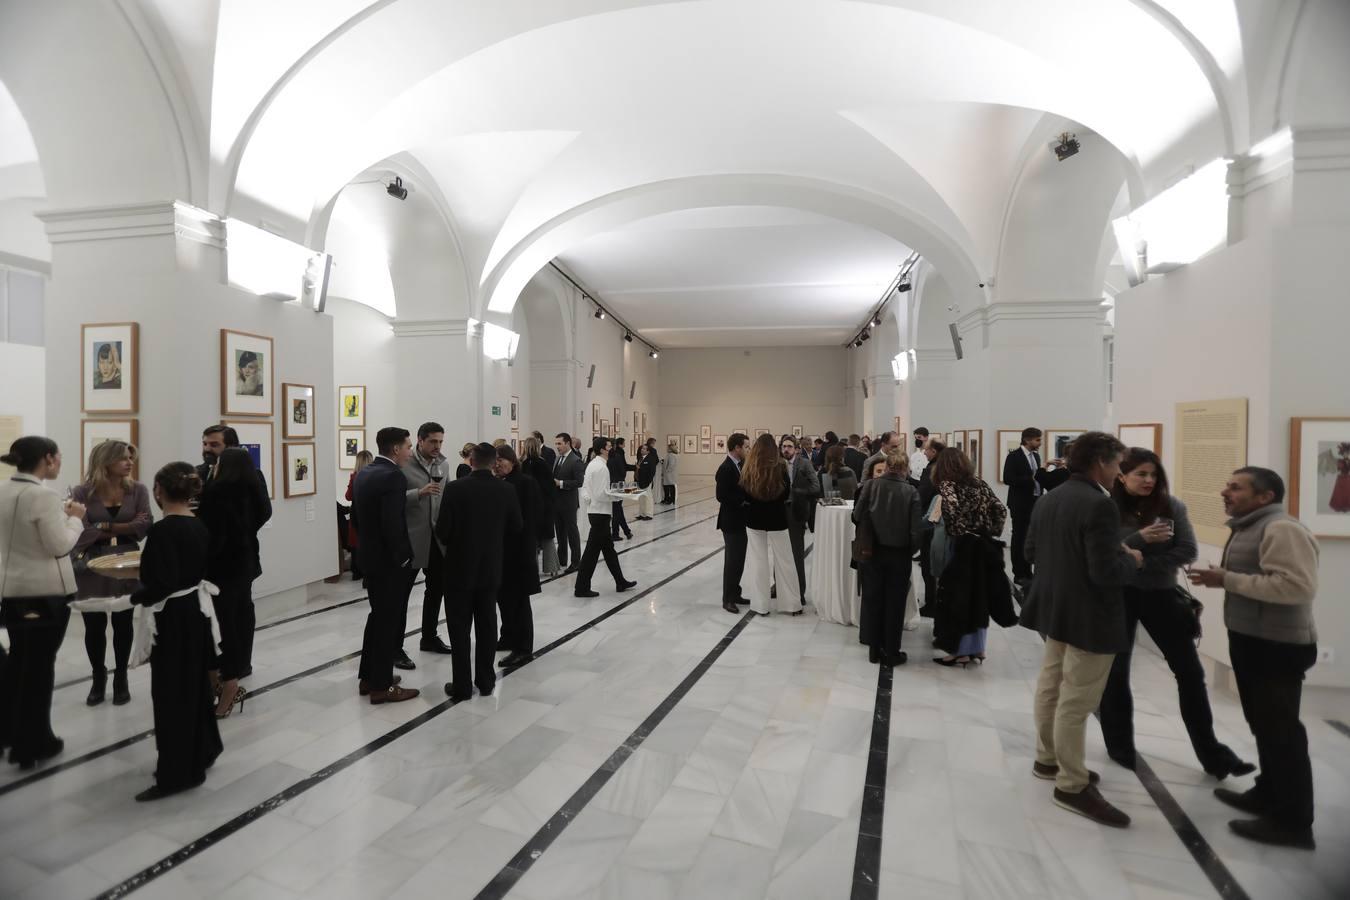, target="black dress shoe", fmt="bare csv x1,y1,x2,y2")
735,598,750,605
616,580,637,592
624,531,633,540
1228,817,1314,849
575,589,600,598
1203,750,1256,780
723,601,740,614
419,639,453,654
443,683,472,702
1107,749,1138,771
500,652,531,668
394,651,416,671
11,737,64,770
135,778,203,802
1213,787,1268,816
478,683,495,697
884,652,908,666
869,647,881,664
